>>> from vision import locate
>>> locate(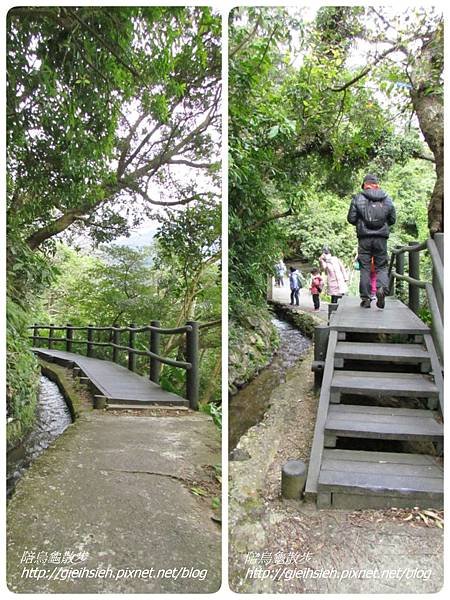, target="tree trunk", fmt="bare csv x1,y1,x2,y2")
408,23,444,233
